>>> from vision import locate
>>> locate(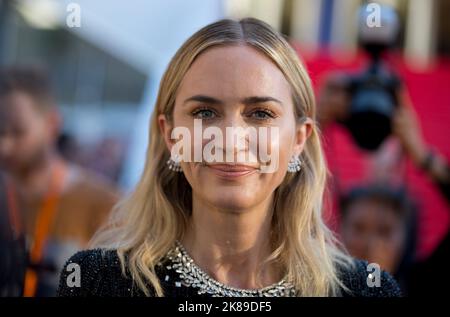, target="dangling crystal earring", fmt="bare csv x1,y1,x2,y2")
167,154,183,172
287,155,302,173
